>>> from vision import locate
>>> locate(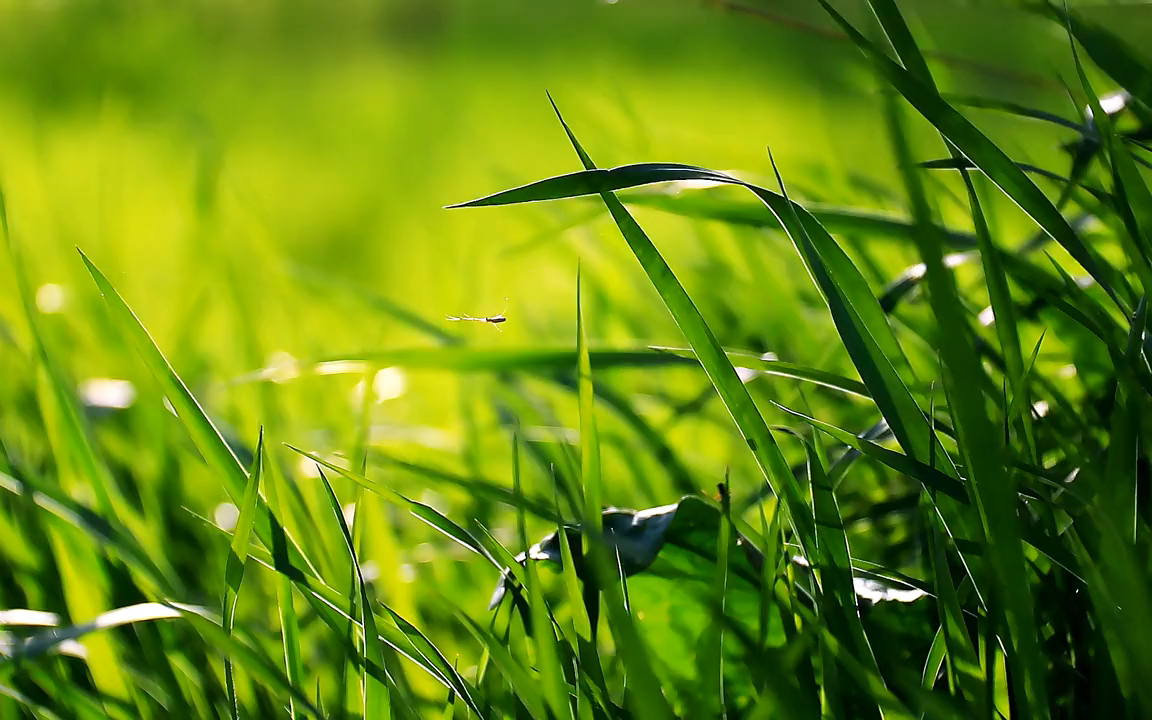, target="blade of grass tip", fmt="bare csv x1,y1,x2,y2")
223,428,266,720
79,251,325,584
818,0,1125,313
547,95,819,562
867,19,1048,712
511,433,573,720
78,250,247,495
316,469,391,720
